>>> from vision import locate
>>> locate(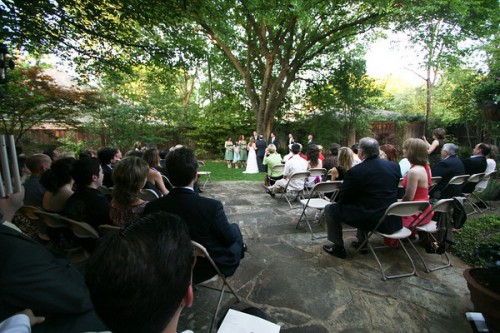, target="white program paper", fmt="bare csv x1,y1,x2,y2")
217,309,281,333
